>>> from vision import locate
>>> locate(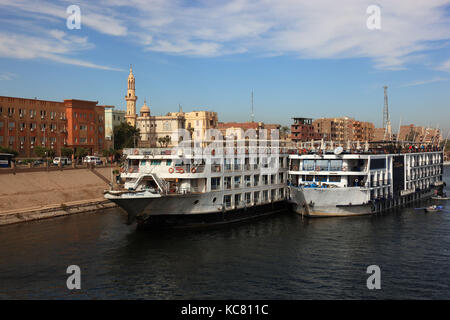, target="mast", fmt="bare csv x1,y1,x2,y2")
251,90,254,123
